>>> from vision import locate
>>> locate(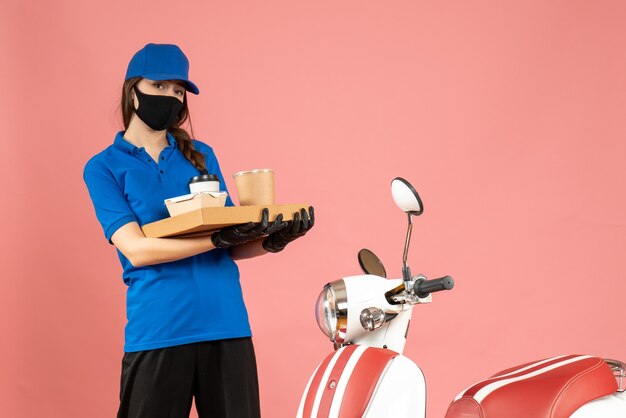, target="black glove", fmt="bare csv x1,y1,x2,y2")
211,208,287,249
262,206,315,253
